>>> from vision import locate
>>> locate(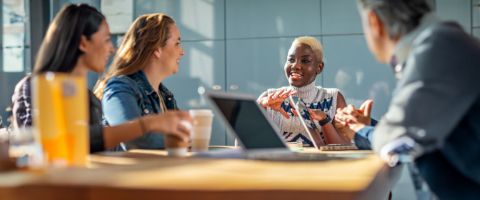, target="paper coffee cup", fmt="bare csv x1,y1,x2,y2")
165,135,188,157
189,109,214,152
164,120,191,157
